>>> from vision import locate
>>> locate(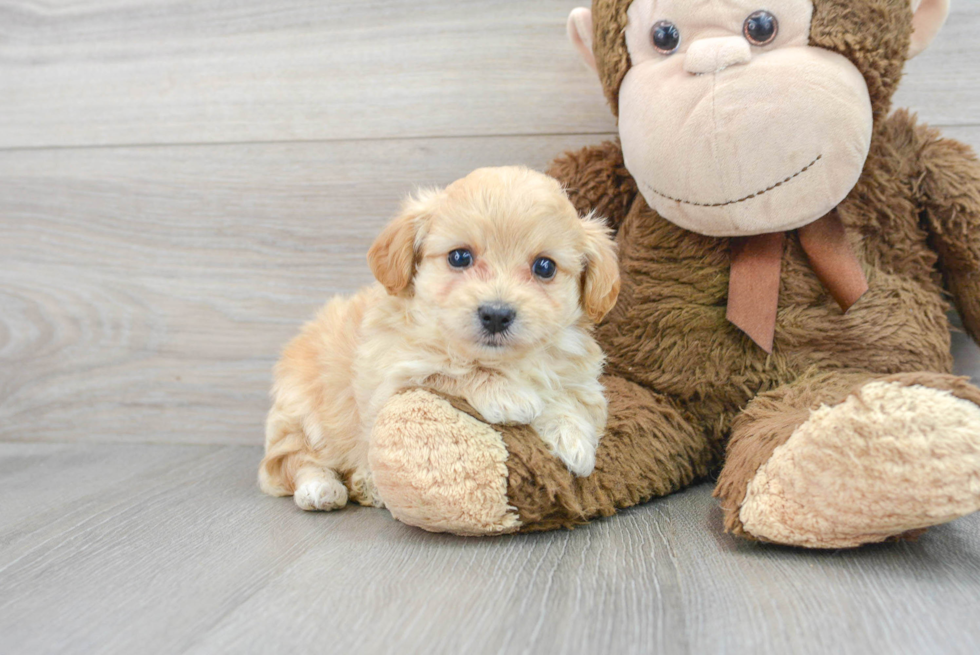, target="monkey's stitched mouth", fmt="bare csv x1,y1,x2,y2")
642,154,823,208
